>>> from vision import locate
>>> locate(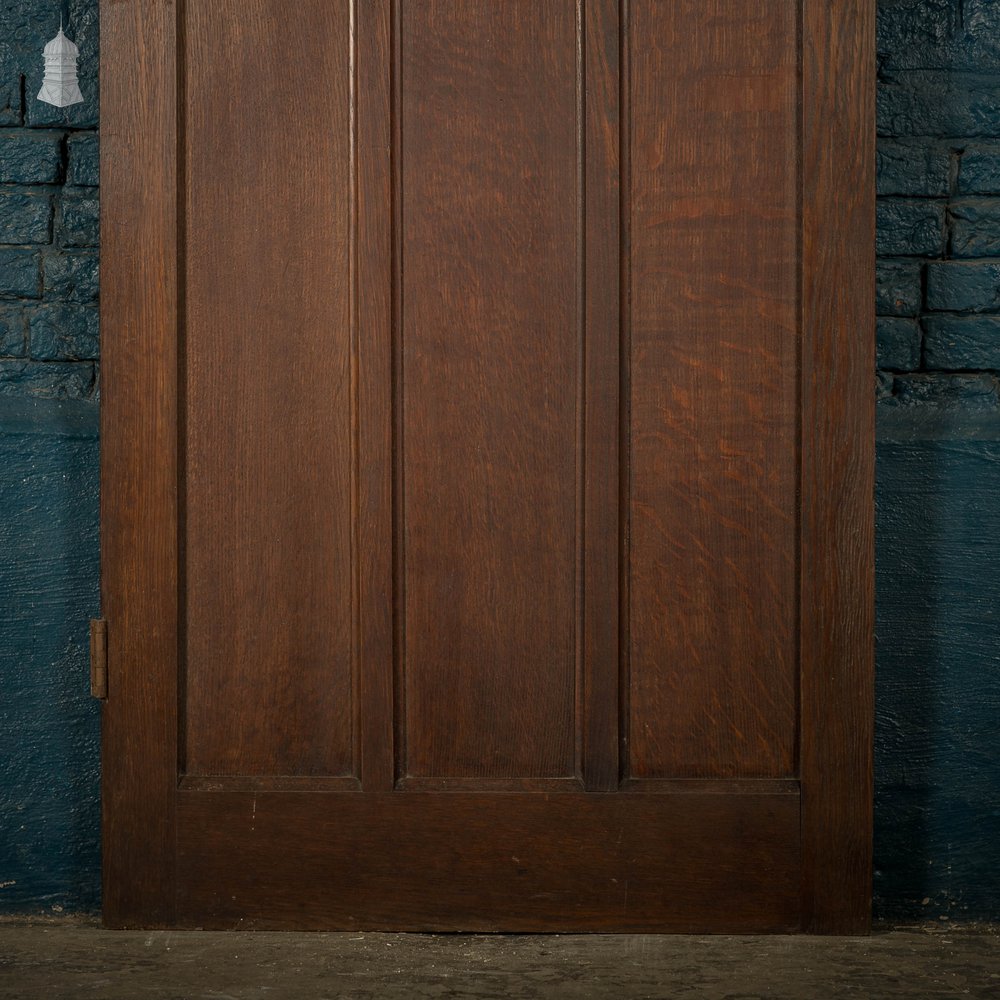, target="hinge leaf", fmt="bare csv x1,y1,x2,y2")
90,618,108,700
